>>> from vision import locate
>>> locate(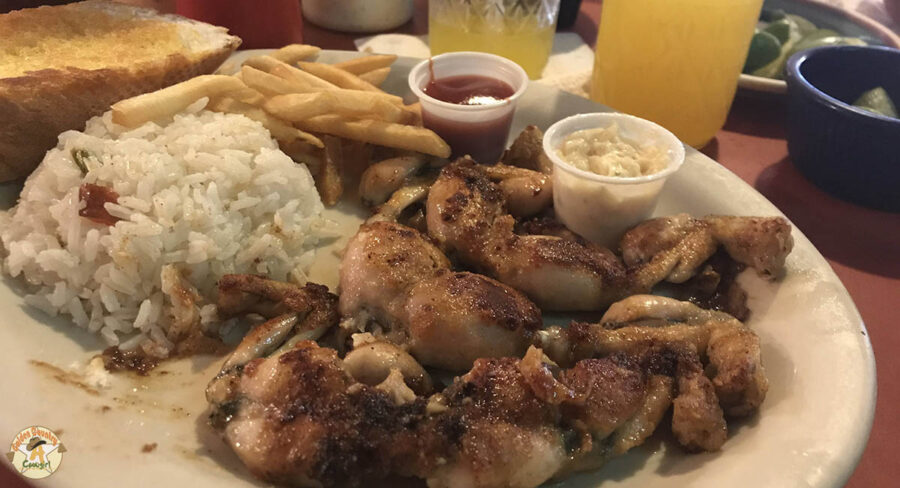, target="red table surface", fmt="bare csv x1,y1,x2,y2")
2,1,898,487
